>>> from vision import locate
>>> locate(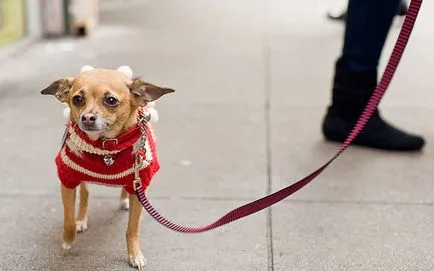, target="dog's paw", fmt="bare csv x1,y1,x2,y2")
62,242,73,253
129,253,147,269
76,218,88,233
120,198,130,210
